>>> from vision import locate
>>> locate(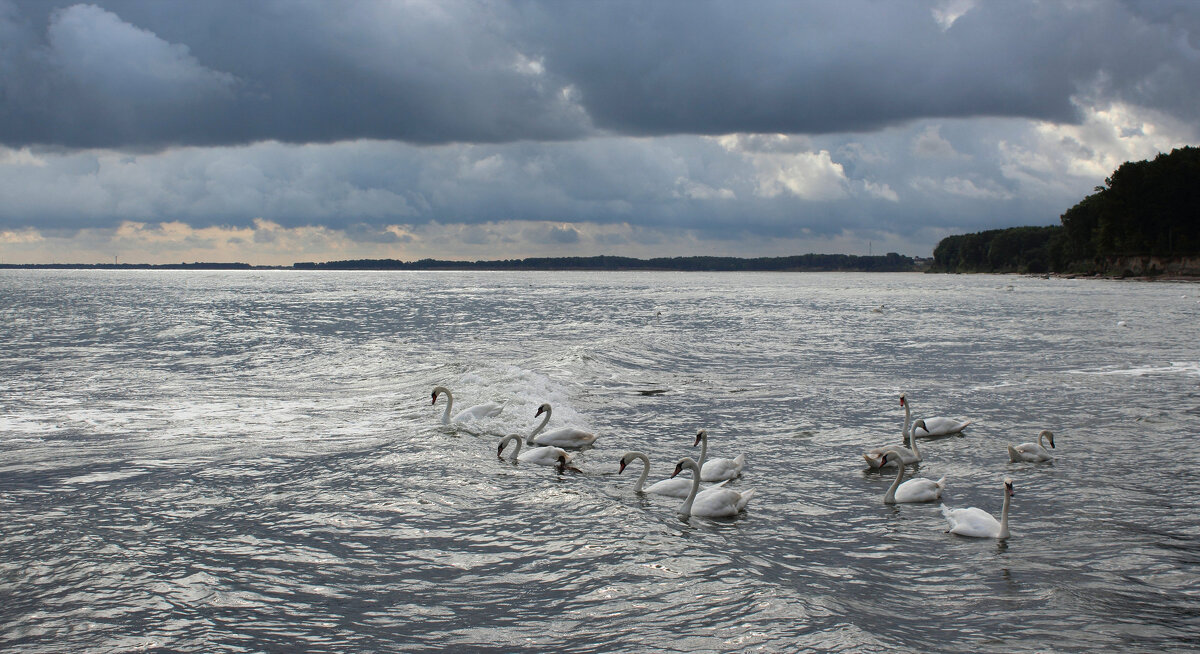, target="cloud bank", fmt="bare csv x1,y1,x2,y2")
1,0,1197,263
